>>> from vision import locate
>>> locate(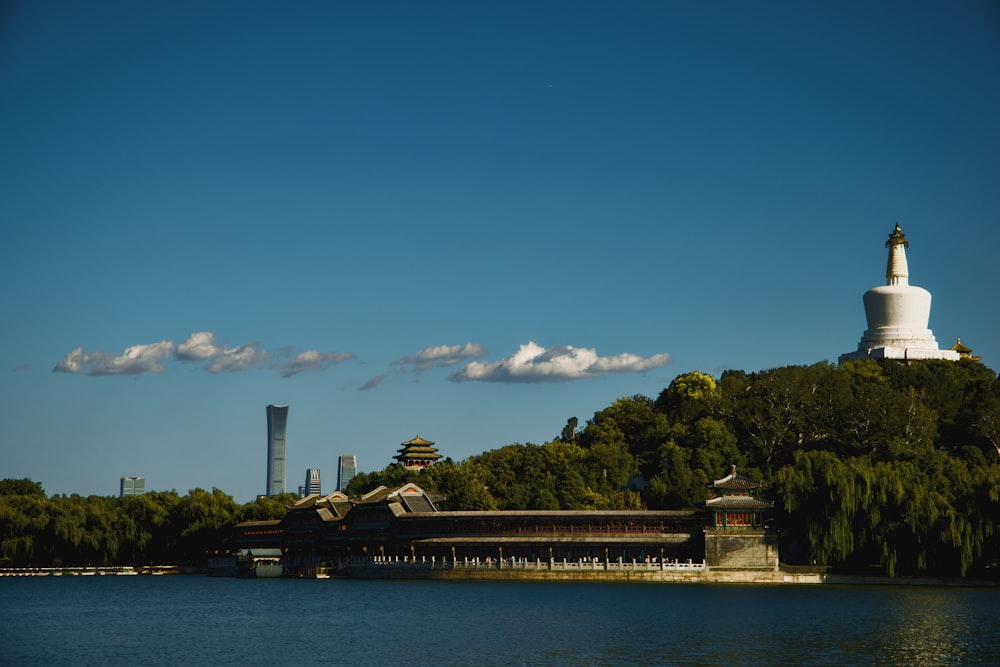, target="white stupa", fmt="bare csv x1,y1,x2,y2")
839,223,959,363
